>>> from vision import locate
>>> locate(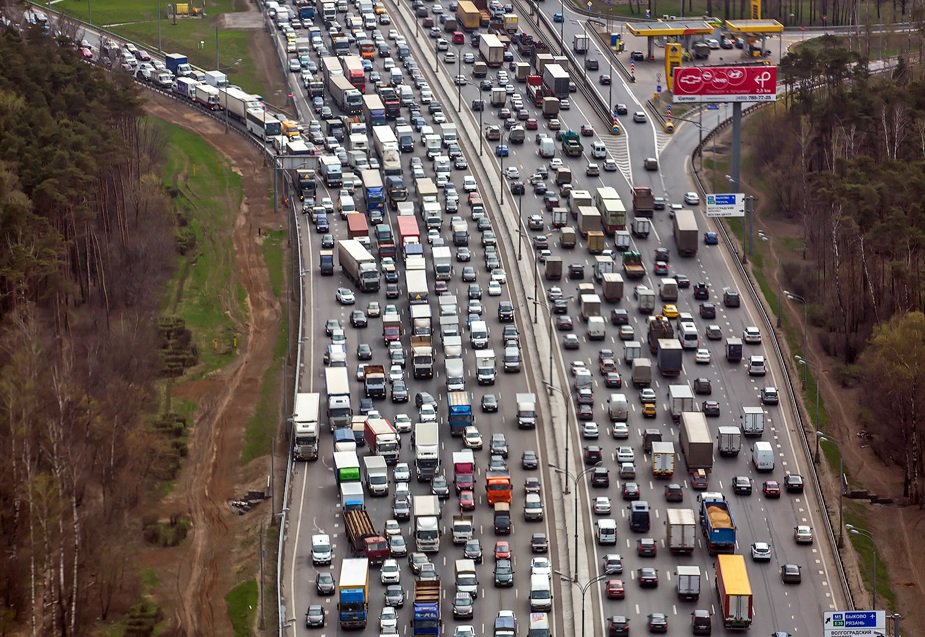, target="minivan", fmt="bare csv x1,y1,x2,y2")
529,574,553,611
629,501,650,532
608,394,628,422
470,320,489,349
596,518,617,545
528,613,551,637
679,322,699,350
591,141,607,159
